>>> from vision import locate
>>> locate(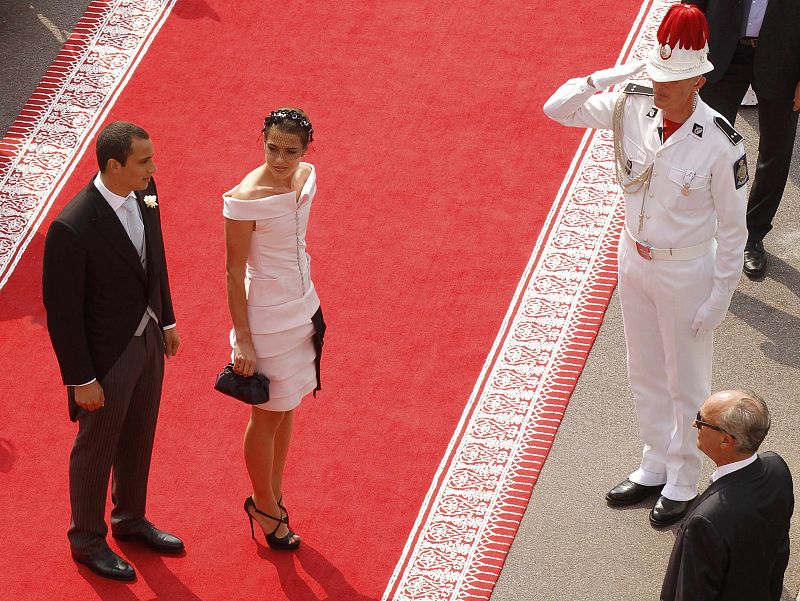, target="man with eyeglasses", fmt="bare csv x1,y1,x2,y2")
661,390,794,601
